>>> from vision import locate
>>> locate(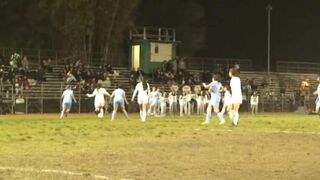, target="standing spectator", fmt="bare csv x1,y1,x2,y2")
178,58,186,71
105,64,114,74
22,56,29,72
234,62,240,70
66,71,77,84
